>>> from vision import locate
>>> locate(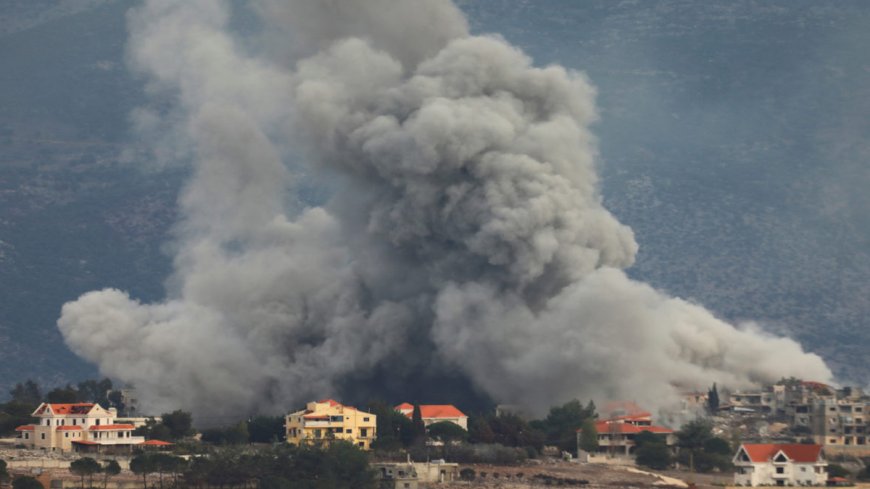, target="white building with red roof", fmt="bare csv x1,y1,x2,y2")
395,403,468,430
577,411,675,456
15,402,145,453
733,443,828,486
